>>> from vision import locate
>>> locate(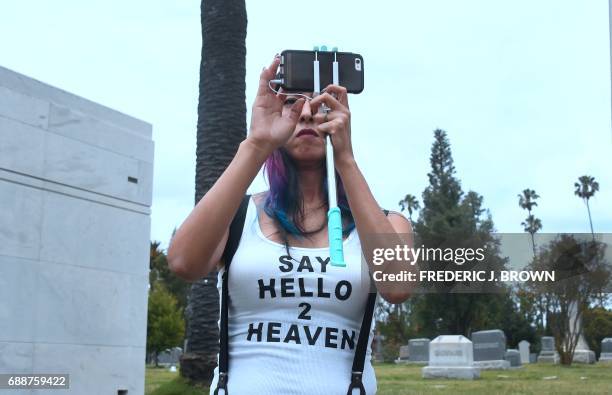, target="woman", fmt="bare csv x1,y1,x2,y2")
168,54,413,394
